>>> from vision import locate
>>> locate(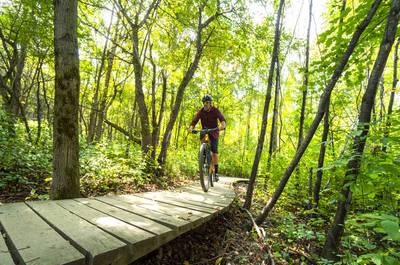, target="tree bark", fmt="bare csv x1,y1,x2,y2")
104,119,141,144
269,57,281,165
149,42,157,157
51,0,81,199
322,0,400,259
151,70,167,160
314,0,347,208
382,37,399,152
241,100,252,176
95,15,120,142
116,0,160,154
297,0,313,149
243,0,285,210
87,9,115,144
314,101,330,208
254,0,383,224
